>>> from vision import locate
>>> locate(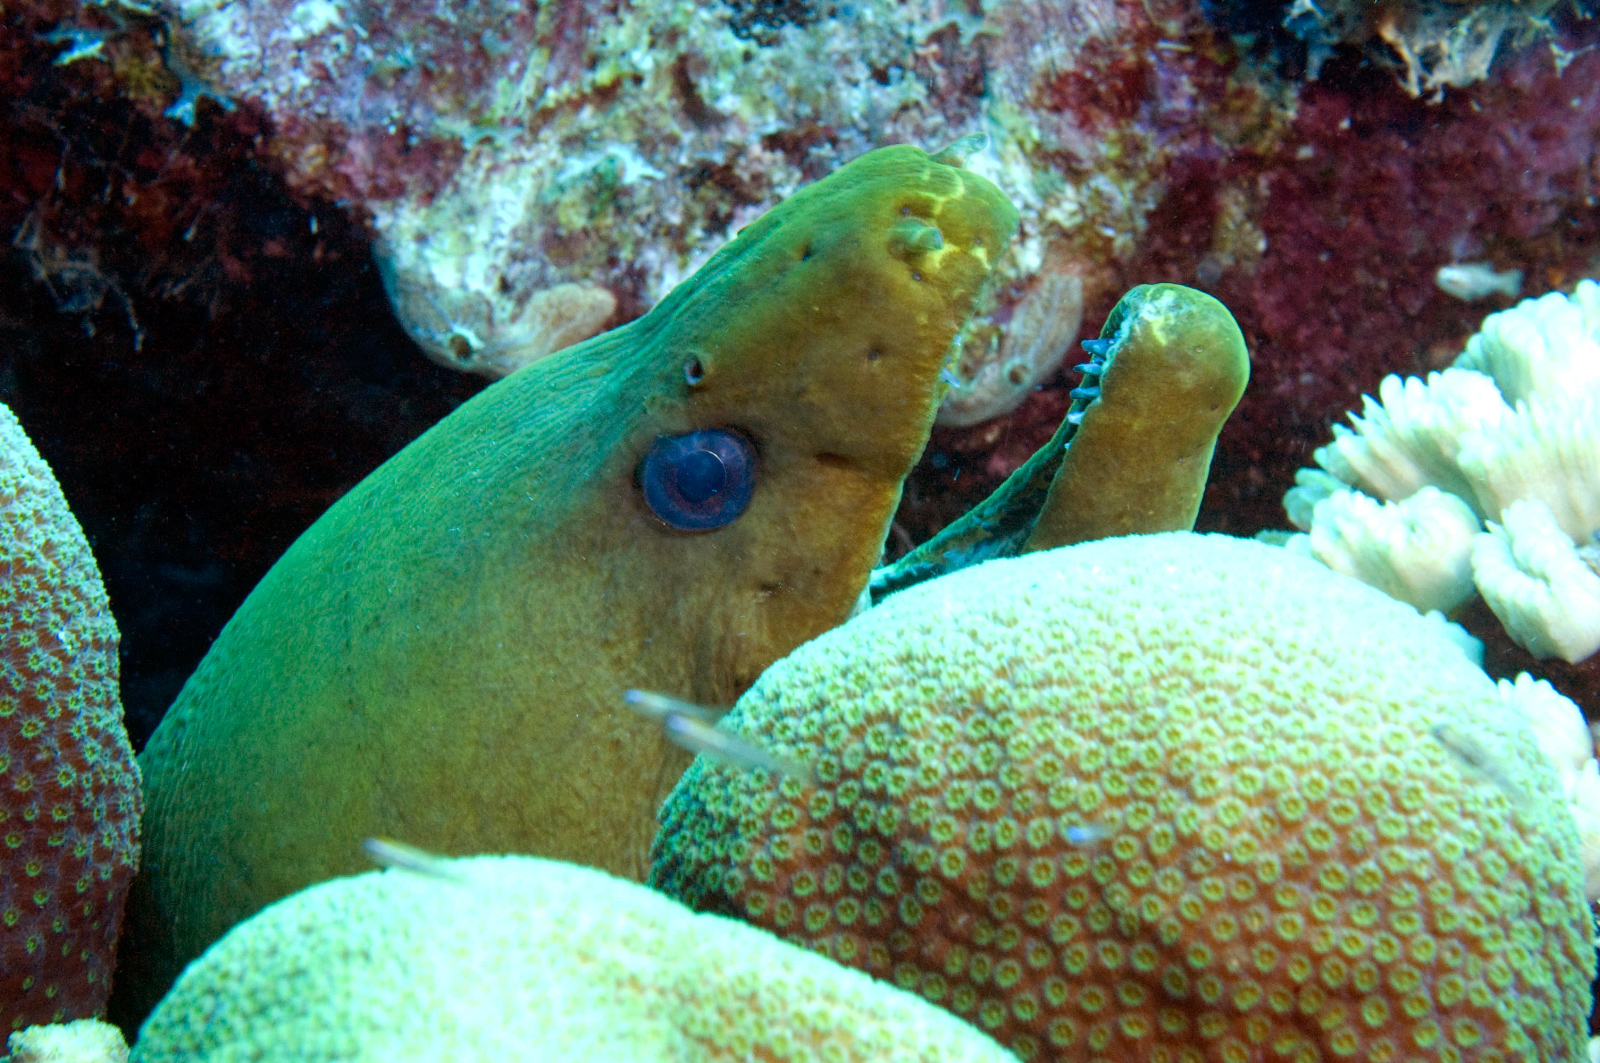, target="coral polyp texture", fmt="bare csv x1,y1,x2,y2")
0,404,141,1030
129,855,1017,1063
650,532,1595,1062
1281,279,1600,675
